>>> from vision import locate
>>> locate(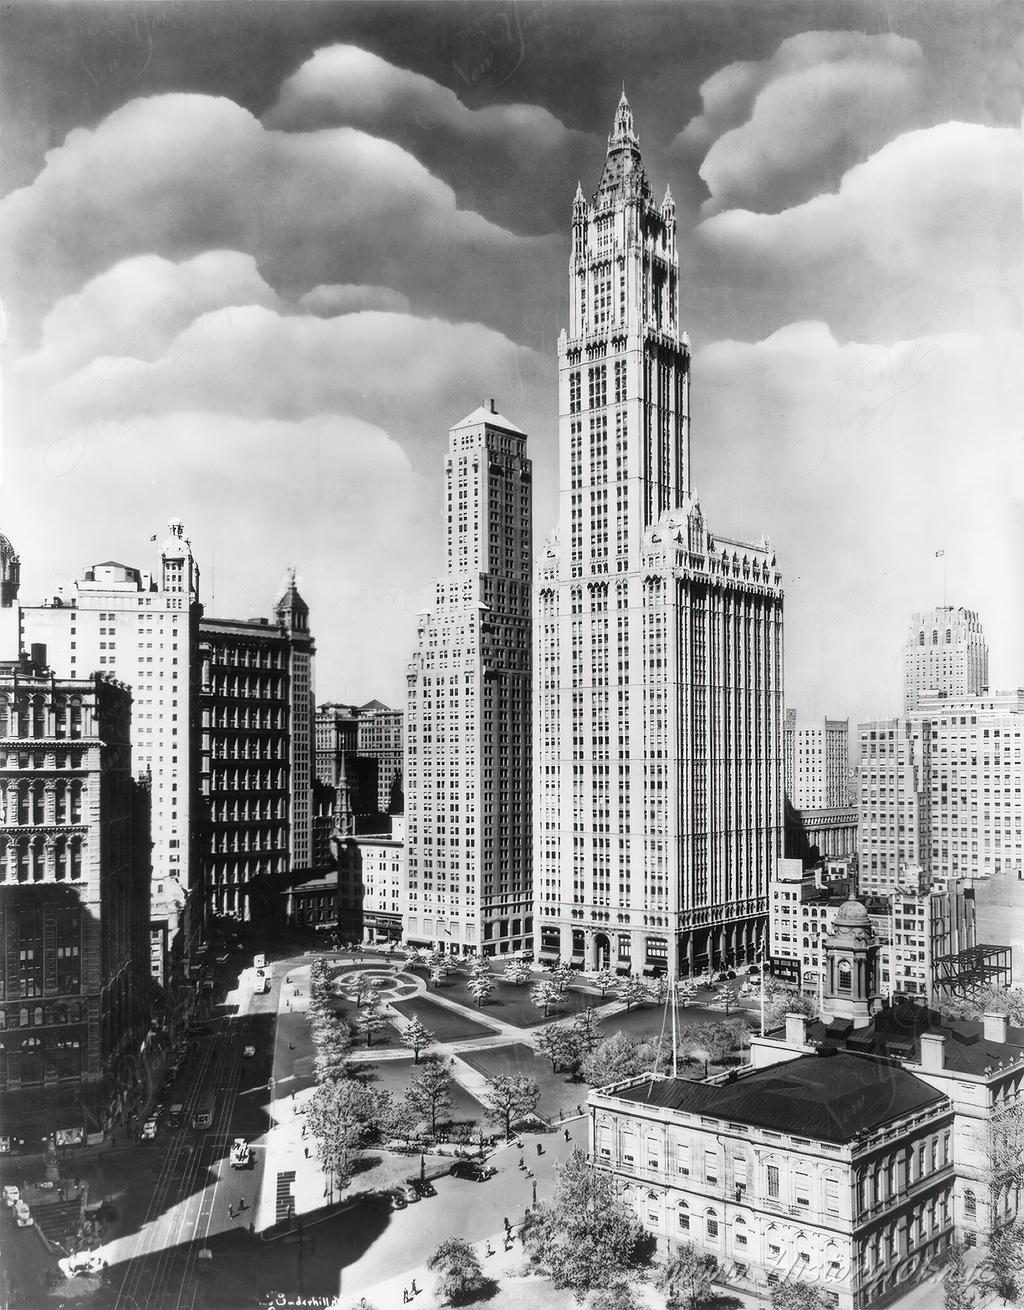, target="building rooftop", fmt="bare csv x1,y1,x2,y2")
452,402,525,435
605,1051,947,1144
